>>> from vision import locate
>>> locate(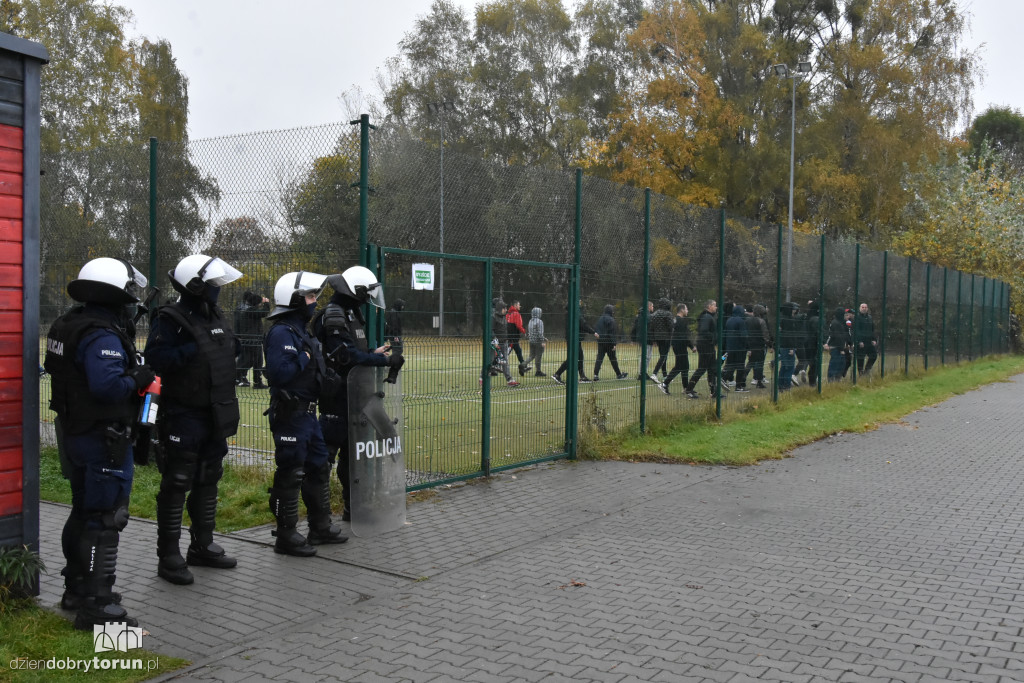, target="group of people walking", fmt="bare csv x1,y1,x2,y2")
45,254,401,631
